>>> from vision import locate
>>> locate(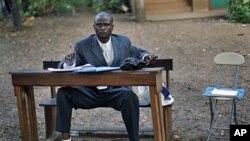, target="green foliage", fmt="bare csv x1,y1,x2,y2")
91,0,122,13
24,0,58,16
228,0,250,23
23,0,84,17
54,0,73,14
0,13,4,21
21,0,121,17
68,0,88,7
